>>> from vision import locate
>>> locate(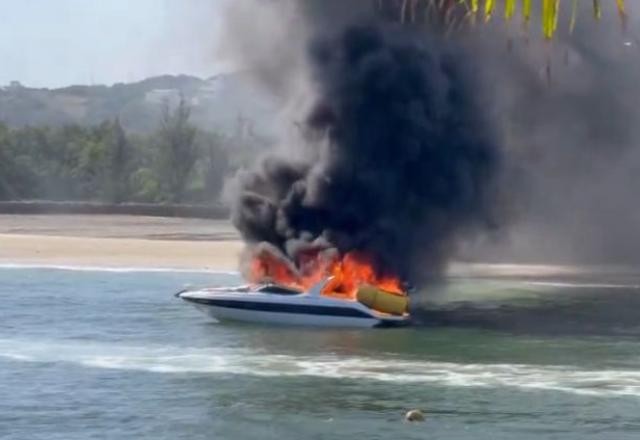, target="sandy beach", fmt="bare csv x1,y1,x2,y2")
0,213,614,277
0,214,243,271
